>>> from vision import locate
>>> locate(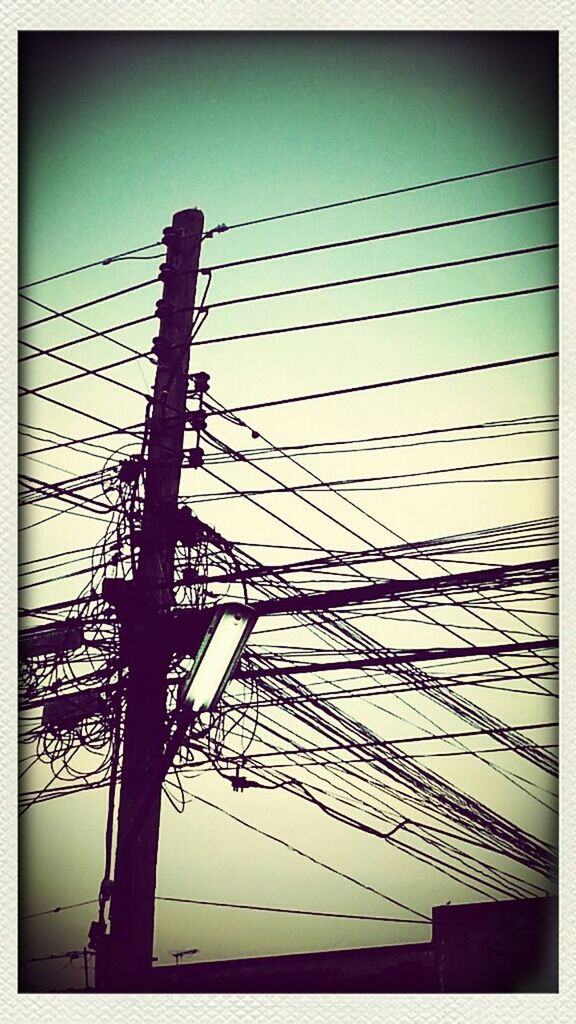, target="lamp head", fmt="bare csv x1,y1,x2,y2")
182,602,258,713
